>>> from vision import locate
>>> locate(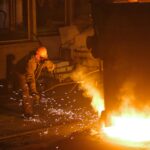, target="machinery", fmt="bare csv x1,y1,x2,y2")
89,1,150,117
